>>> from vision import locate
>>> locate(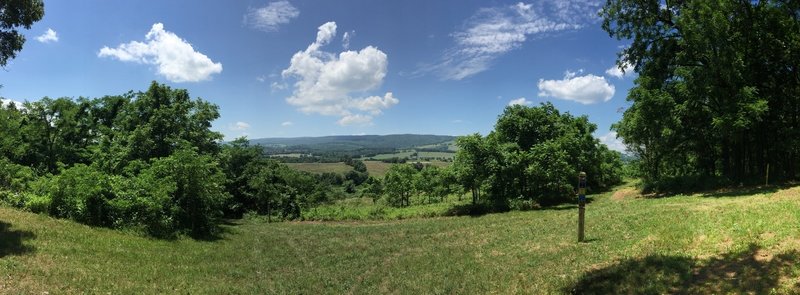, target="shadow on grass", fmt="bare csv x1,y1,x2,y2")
567,244,800,294
190,219,243,242
444,203,493,217
0,221,35,257
700,183,793,198
444,196,597,217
